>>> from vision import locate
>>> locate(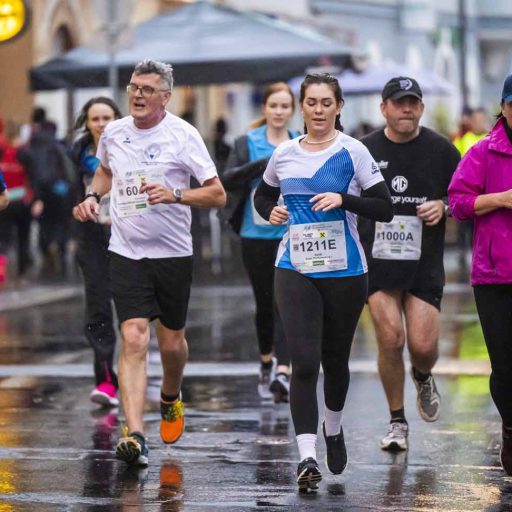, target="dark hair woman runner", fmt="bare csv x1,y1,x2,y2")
70,97,122,407
254,74,393,491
